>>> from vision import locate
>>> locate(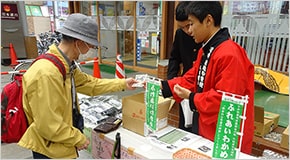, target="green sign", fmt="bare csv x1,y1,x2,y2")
145,81,160,131
25,5,31,16
212,95,244,159
29,6,42,17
